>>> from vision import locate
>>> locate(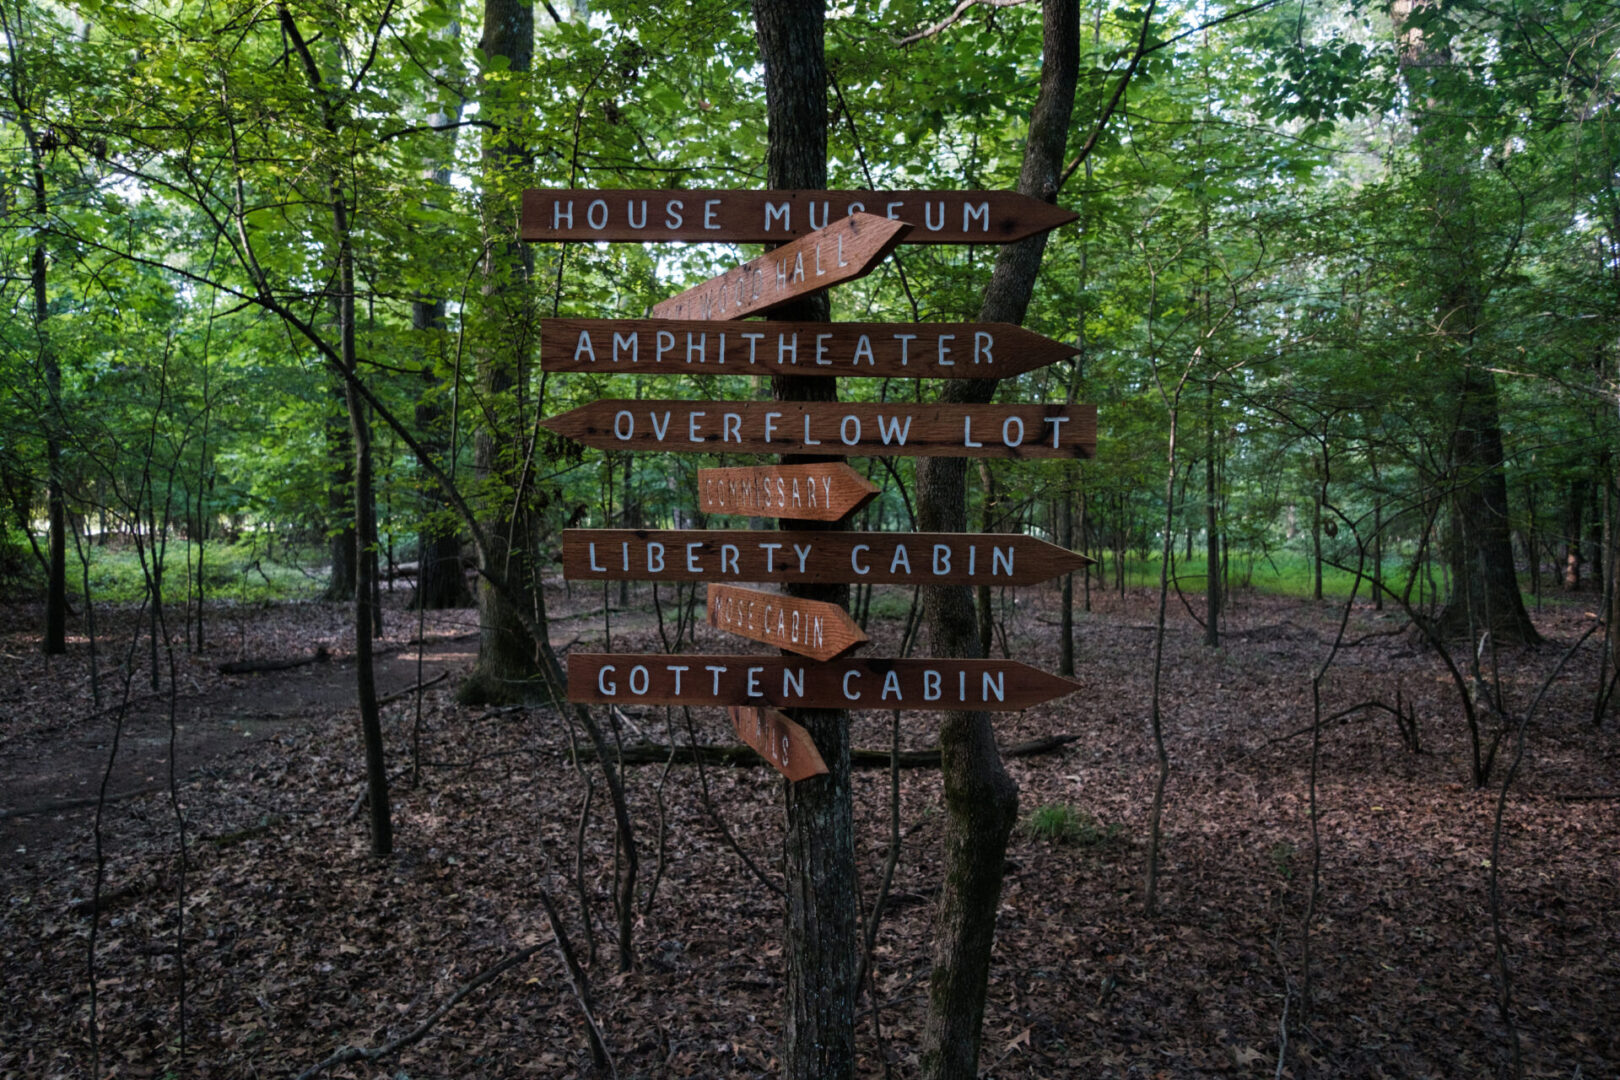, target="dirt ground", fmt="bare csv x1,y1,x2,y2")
1,581,1616,1079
